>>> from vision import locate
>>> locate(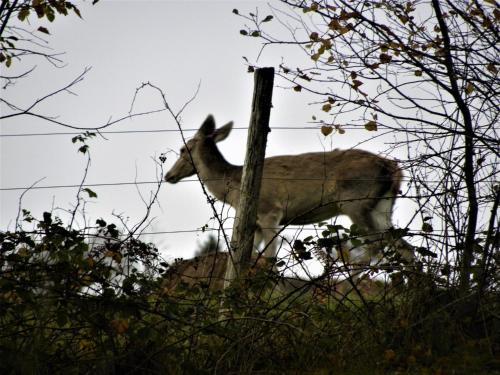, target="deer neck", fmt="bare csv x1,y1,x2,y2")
194,141,242,204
